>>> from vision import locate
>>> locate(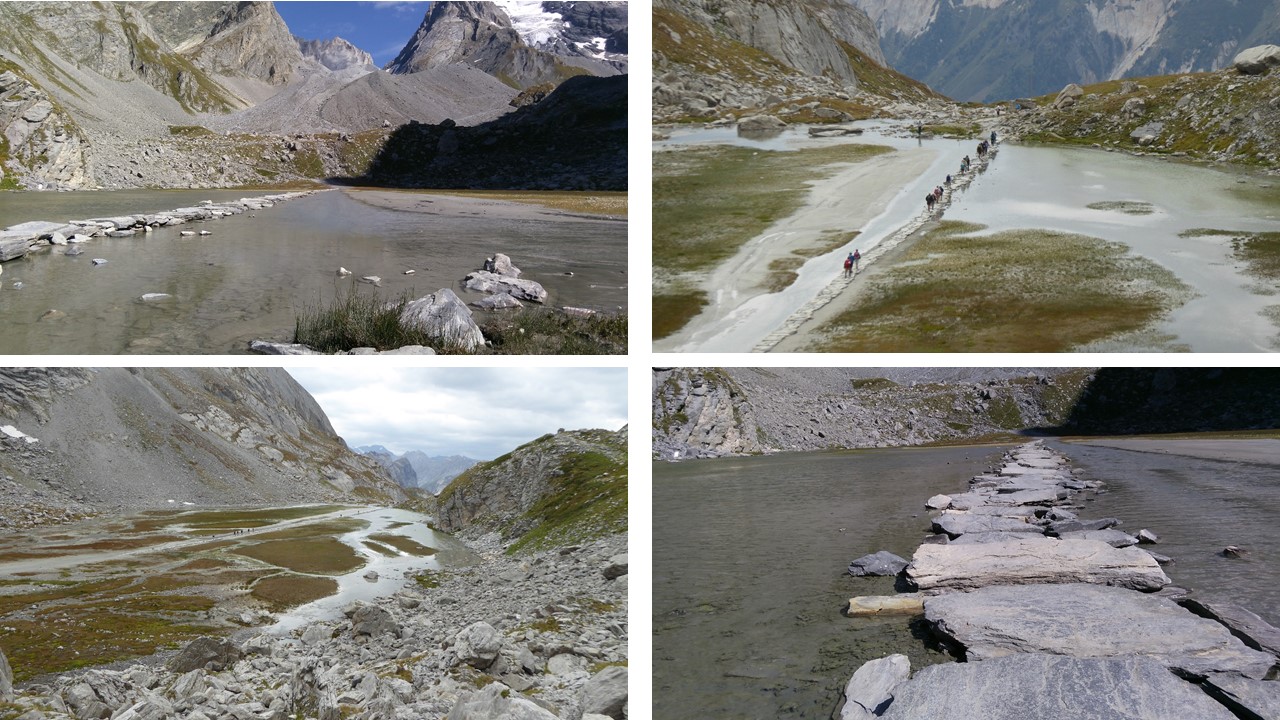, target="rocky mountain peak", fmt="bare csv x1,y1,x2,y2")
296,35,377,72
